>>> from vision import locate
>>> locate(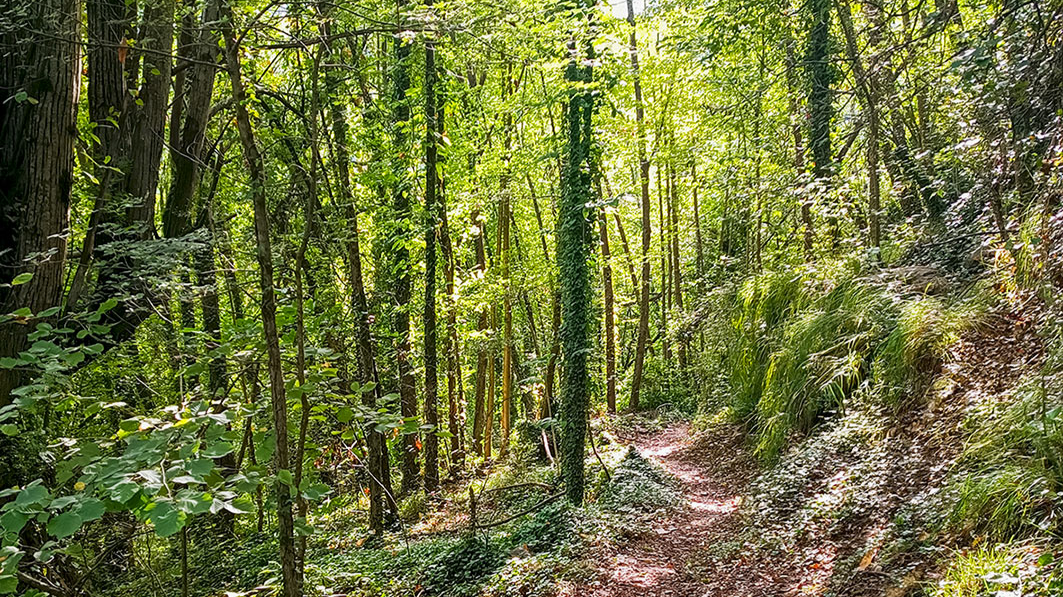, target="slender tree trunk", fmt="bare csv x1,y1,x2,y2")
471,209,490,456
690,164,704,284
528,186,561,421
437,76,464,473
326,27,394,530
628,0,652,412
500,67,514,457
836,0,881,253
784,29,815,260
423,10,441,490
668,163,685,366
659,169,671,362
218,4,299,595
808,0,835,246
599,213,617,413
